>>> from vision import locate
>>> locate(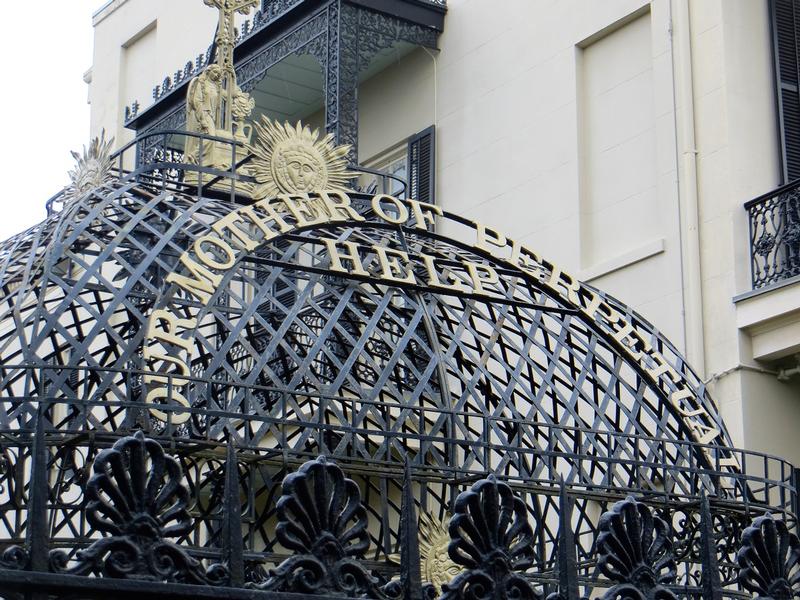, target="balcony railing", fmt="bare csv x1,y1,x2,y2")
746,178,800,289
45,129,405,215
